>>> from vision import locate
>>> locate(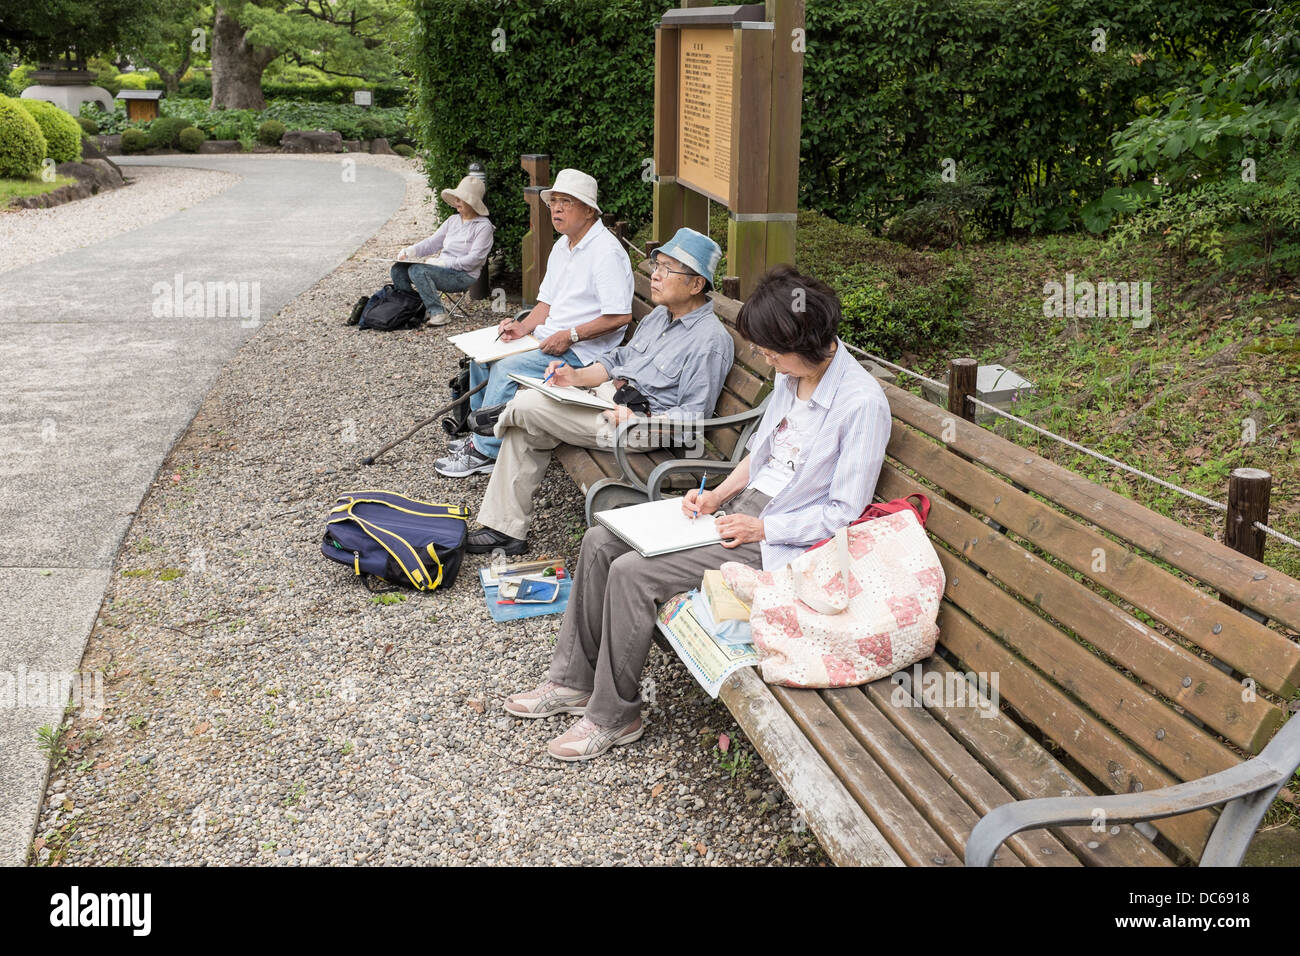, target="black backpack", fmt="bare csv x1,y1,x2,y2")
358,284,425,331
